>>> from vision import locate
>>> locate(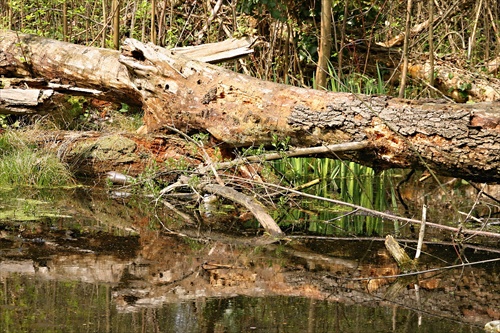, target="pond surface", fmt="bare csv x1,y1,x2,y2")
0,183,499,332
